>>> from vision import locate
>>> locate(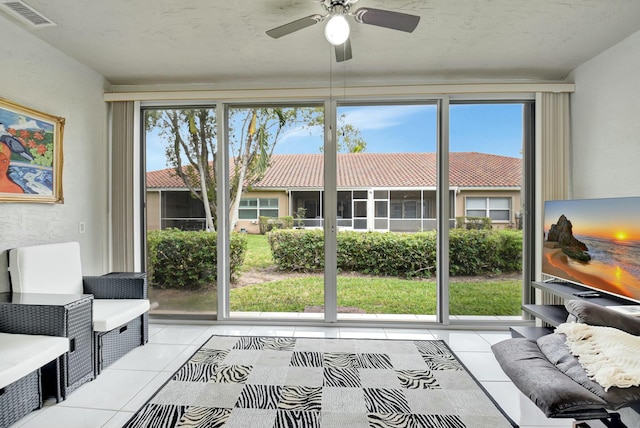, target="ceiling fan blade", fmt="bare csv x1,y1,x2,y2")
266,14,324,39
335,38,352,62
354,7,420,33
